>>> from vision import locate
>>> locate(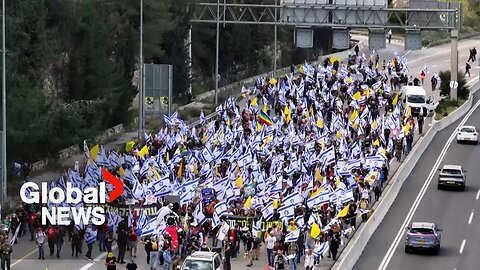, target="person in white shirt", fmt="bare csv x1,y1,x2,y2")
304,249,314,270
265,230,276,267
35,227,46,260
